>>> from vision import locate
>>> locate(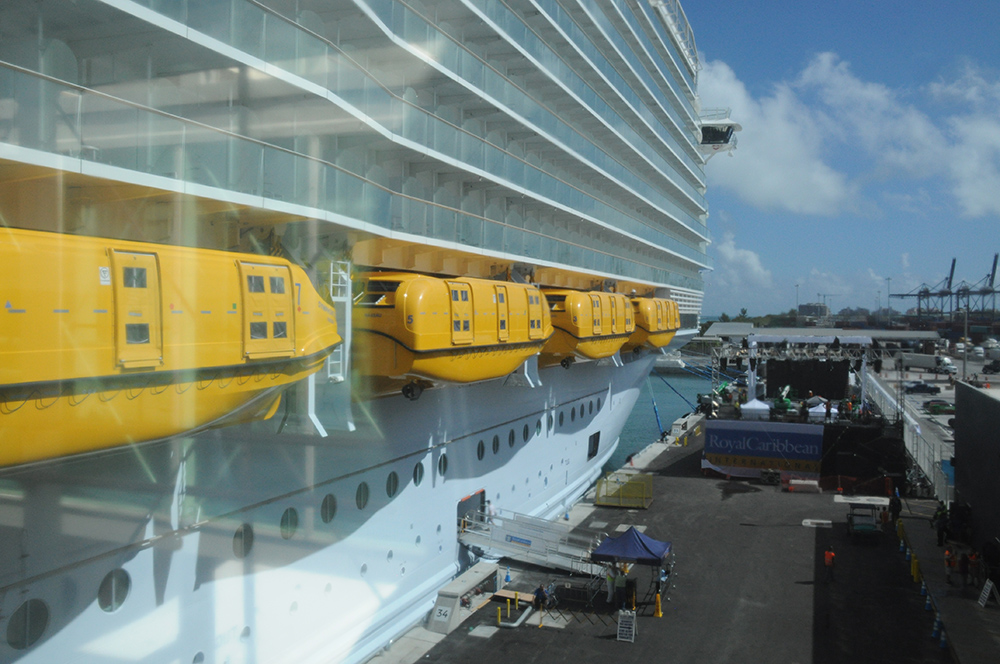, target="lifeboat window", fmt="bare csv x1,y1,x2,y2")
356,483,370,509
269,276,285,294
453,321,461,332
233,524,254,558
498,293,505,303
452,290,459,301
125,323,150,345
273,322,287,339
247,275,265,293
523,424,530,442
528,320,534,329
97,569,130,613
477,440,485,460
508,430,515,448
123,267,146,288
280,508,298,540
492,435,500,454
461,291,469,302
386,471,399,497
250,322,268,339
321,494,337,523
413,462,425,486
587,432,600,460
6,598,48,650
500,320,507,330
438,454,448,476
462,320,470,331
